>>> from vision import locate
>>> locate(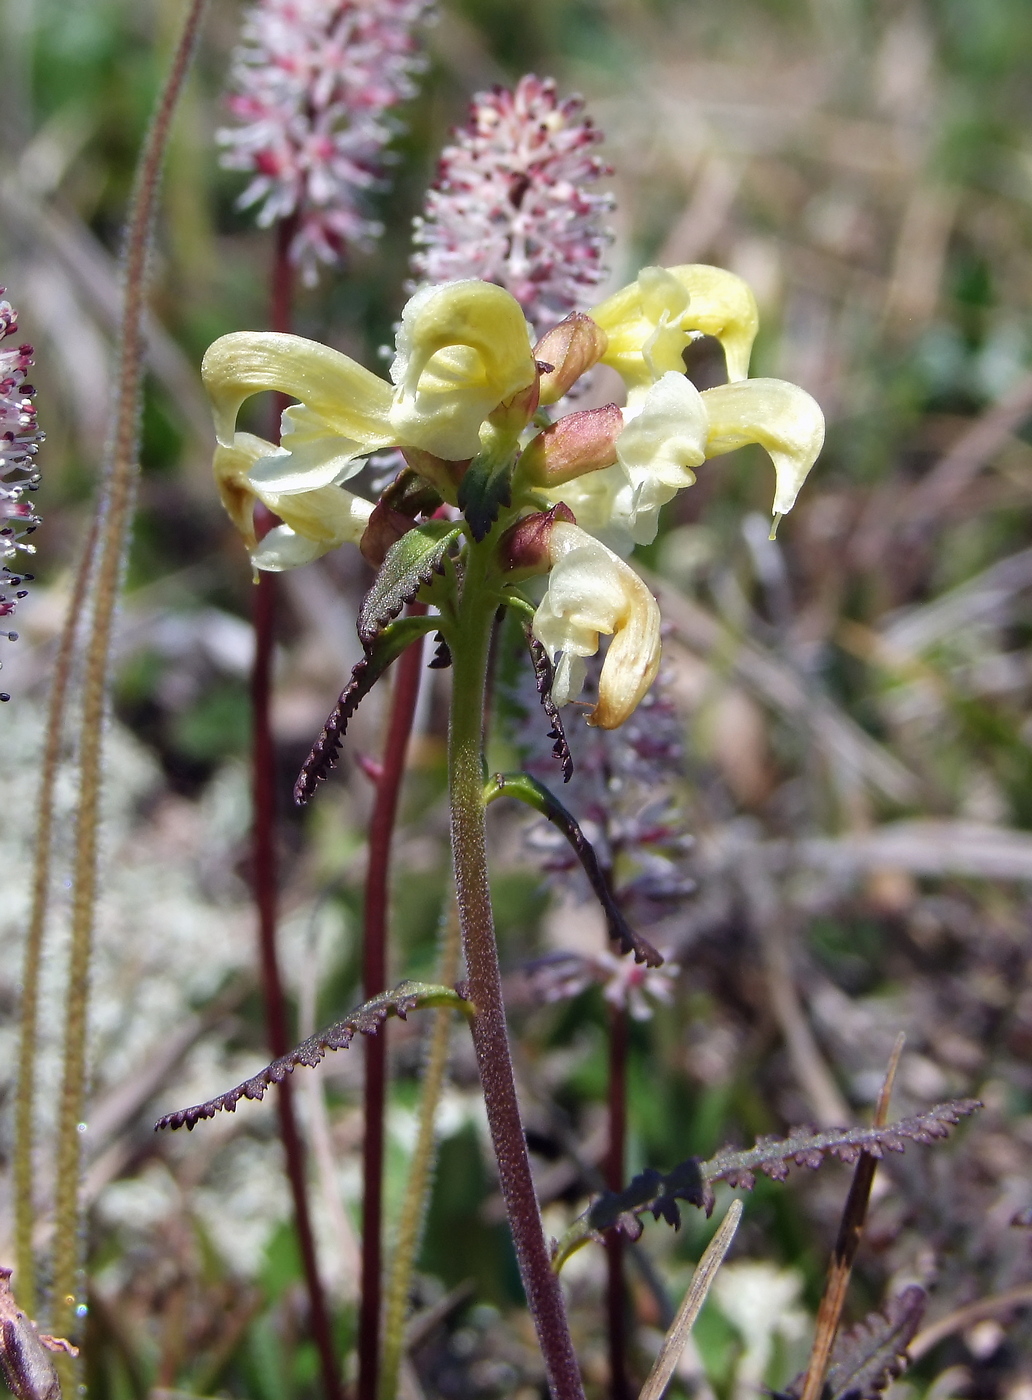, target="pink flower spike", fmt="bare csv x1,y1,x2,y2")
0,290,44,683
411,75,615,335
219,0,434,286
